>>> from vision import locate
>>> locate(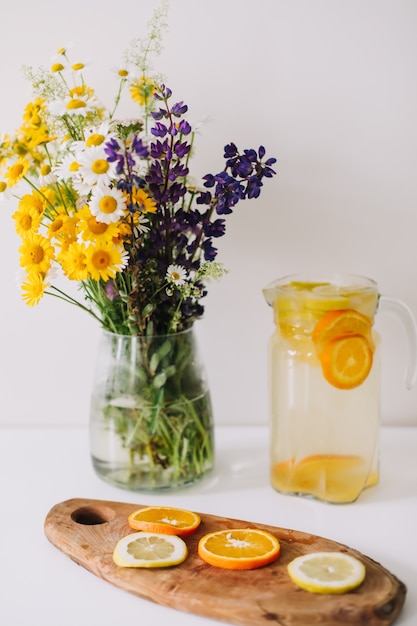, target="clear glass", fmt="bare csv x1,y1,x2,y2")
90,328,214,491
264,273,382,504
